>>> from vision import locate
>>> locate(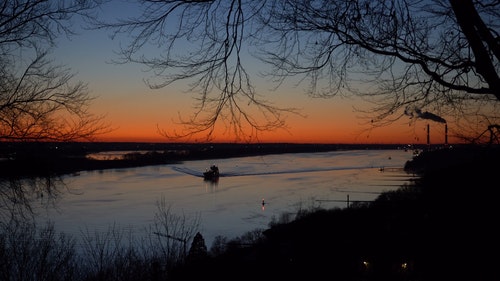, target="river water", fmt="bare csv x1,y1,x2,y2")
33,149,416,247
